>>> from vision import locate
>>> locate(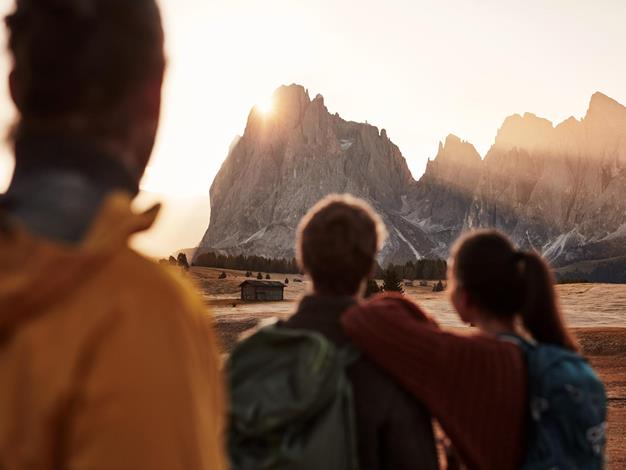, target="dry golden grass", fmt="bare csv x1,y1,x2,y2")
577,328,626,469
191,268,626,467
